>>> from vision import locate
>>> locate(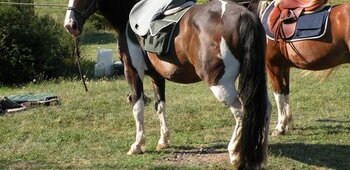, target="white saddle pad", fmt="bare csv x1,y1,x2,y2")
129,0,174,36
